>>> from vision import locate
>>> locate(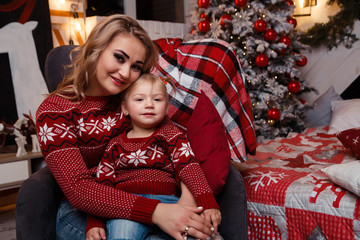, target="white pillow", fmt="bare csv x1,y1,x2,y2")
328,99,360,134
322,161,360,196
